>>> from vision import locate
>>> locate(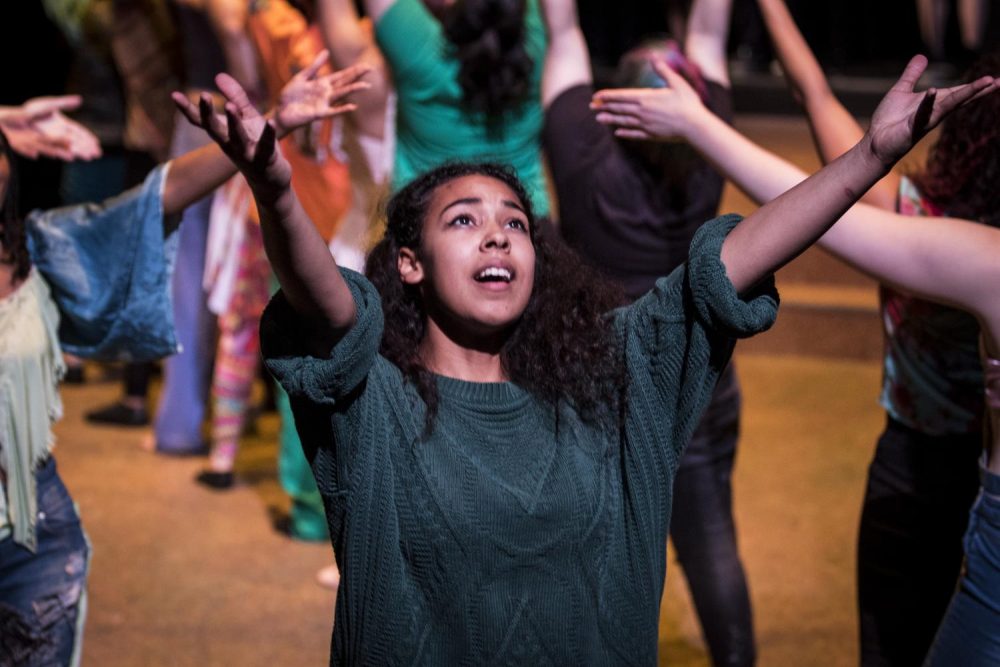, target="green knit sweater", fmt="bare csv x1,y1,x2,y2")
261,215,778,665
